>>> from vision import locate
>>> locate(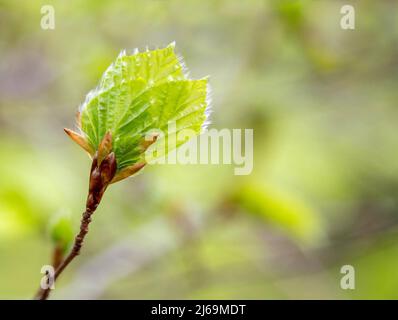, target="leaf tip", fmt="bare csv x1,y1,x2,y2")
64,128,94,156
168,41,176,49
